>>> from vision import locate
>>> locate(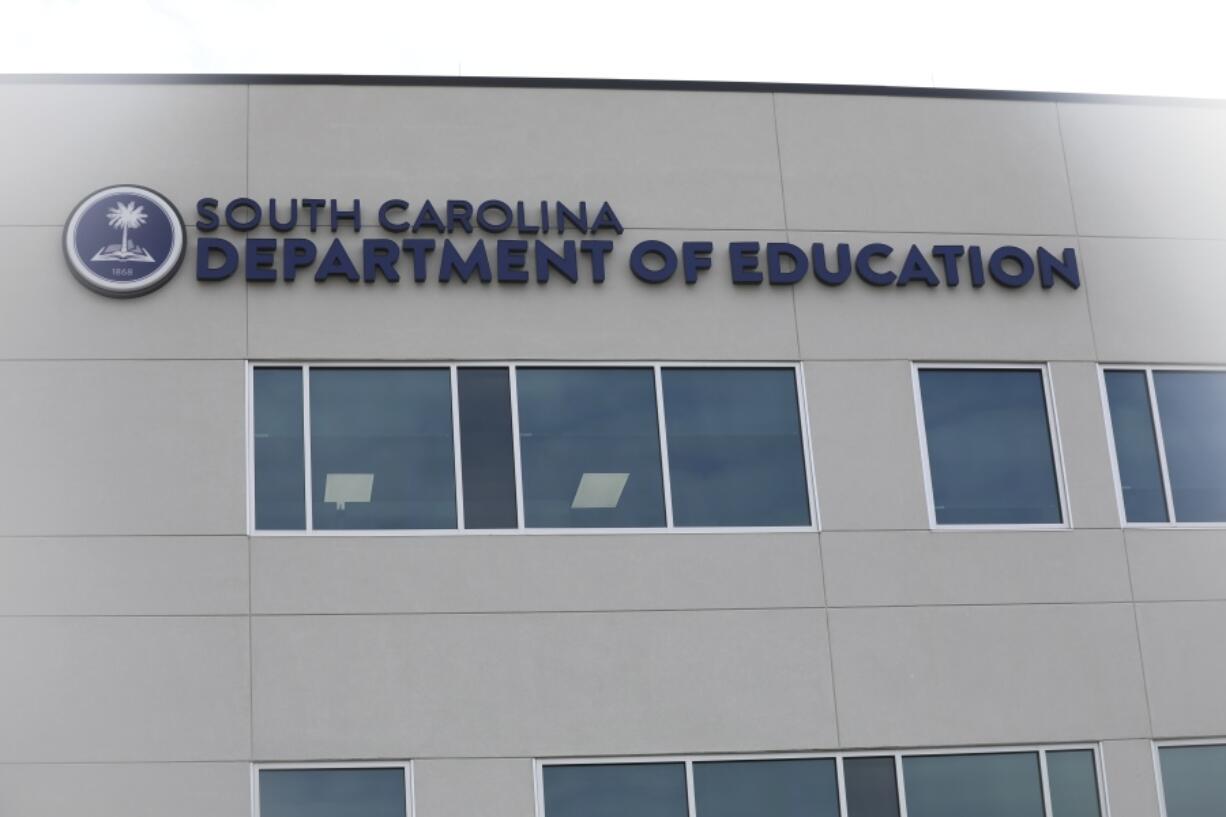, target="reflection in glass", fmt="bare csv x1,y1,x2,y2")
919,369,1062,524
693,758,838,817
517,368,665,528
1160,744,1226,817
1046,750,1101,817
1154,371,1226,522
543,763,688,817
903,752,1044,817
844,756,901,817
662,368,810,527
457,368,518,528
310,368,456,530
1104,371,1169,522
259,768,406,817
253,368,306,530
